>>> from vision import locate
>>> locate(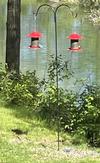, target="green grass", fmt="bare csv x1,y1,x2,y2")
0,104,100,163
